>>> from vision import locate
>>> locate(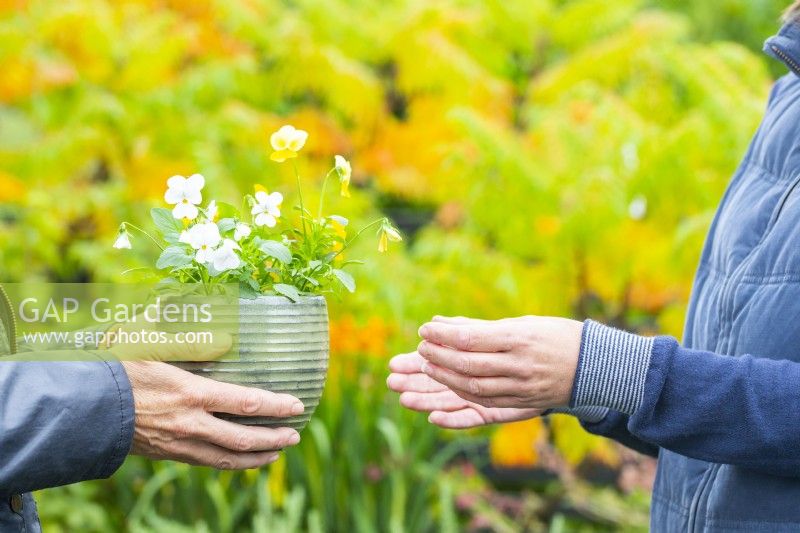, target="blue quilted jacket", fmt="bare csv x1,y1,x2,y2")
568,19,800,532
